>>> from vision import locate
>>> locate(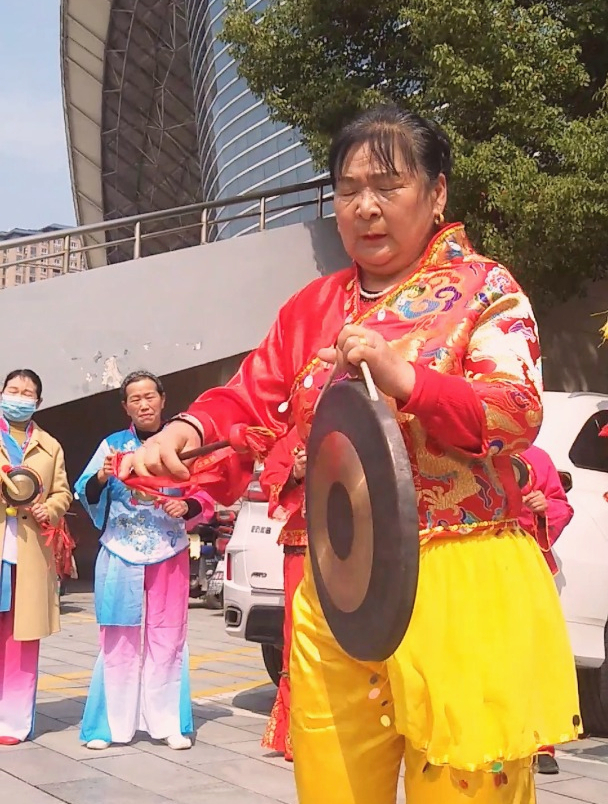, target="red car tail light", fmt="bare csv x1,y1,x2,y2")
226,552,233,581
